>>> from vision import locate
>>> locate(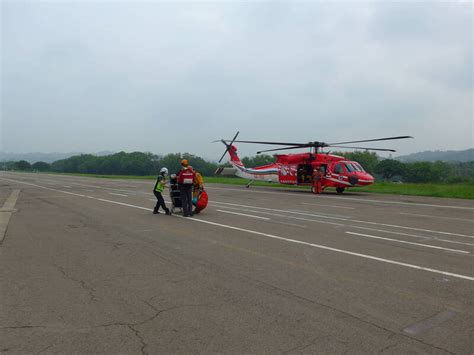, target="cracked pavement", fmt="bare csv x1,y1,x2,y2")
0,172,473,353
